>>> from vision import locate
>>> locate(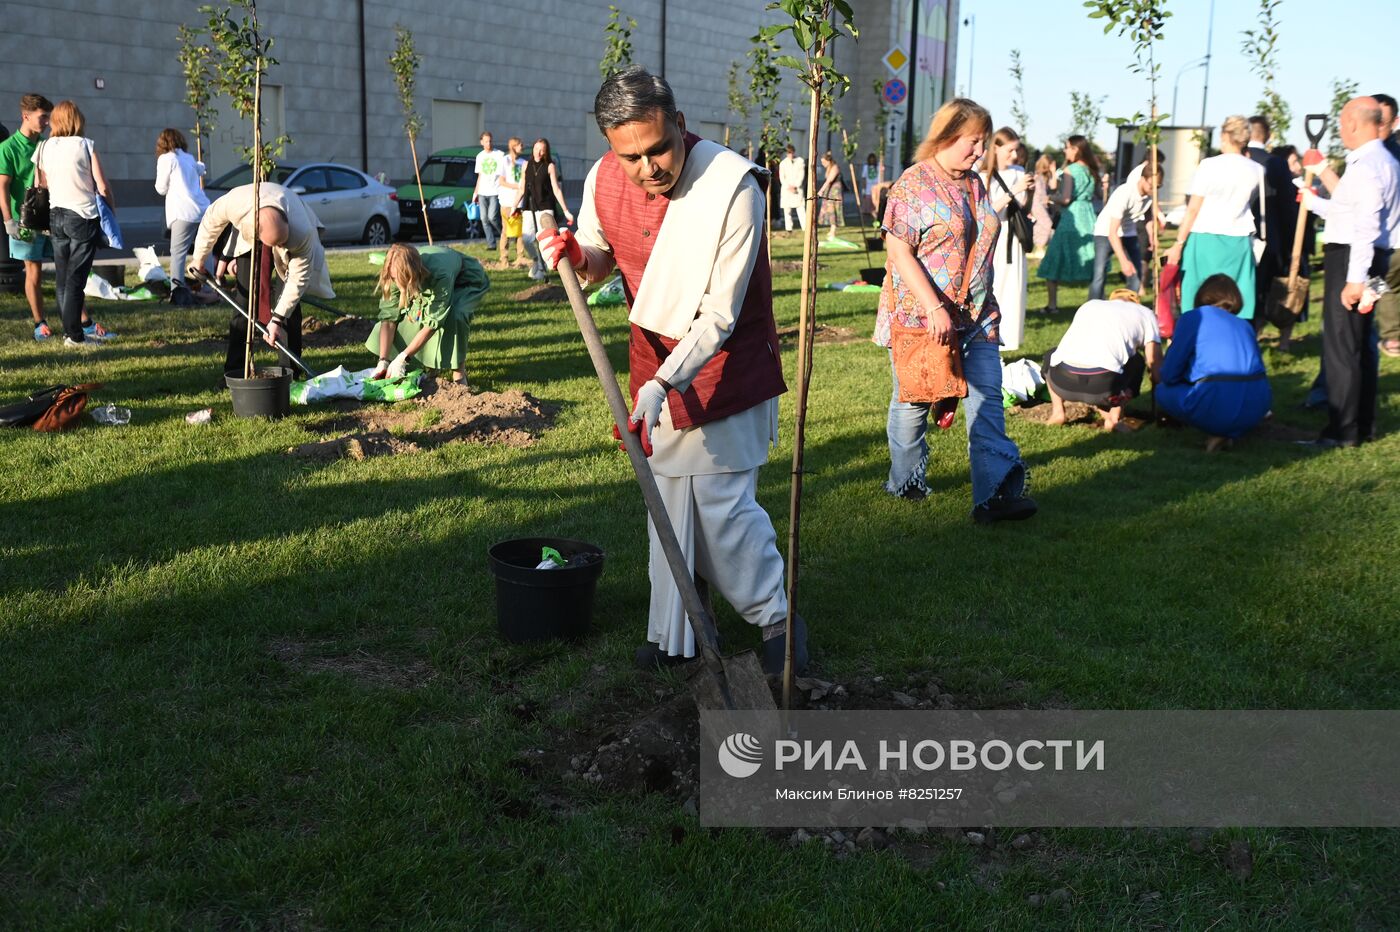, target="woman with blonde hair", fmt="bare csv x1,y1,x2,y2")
1029,153,1056,257
816,150,844,241
874,98,1036,522
982,126,1031,351
32,99,115,346
1165,115,1267,322
1036,134,1101,312
368,243,490,384
154,127,210,292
